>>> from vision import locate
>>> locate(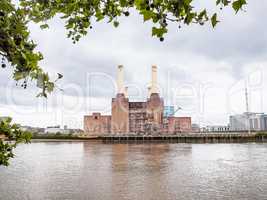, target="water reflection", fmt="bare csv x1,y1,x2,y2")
0,142,267,200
